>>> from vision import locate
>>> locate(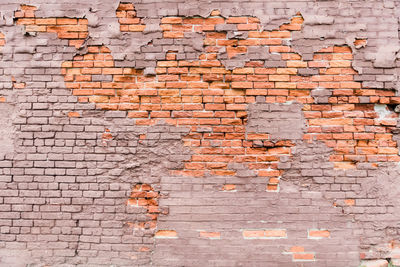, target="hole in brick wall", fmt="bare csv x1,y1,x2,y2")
387,104,397,112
